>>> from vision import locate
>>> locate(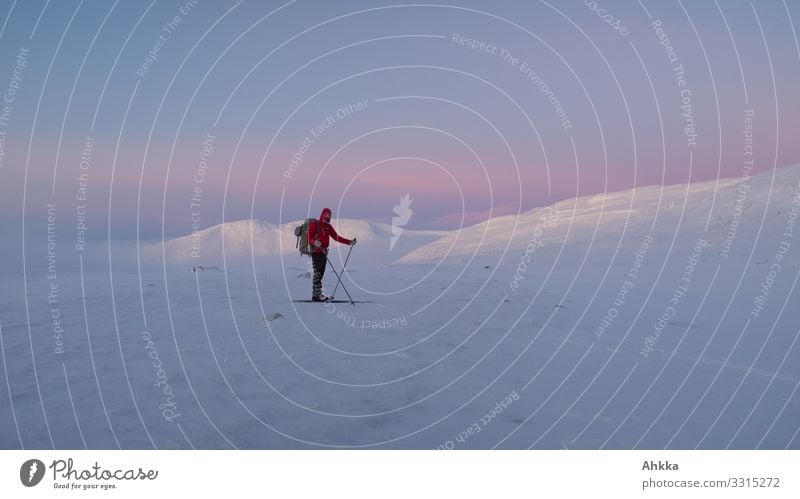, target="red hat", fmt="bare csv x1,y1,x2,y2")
319,207,331,222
